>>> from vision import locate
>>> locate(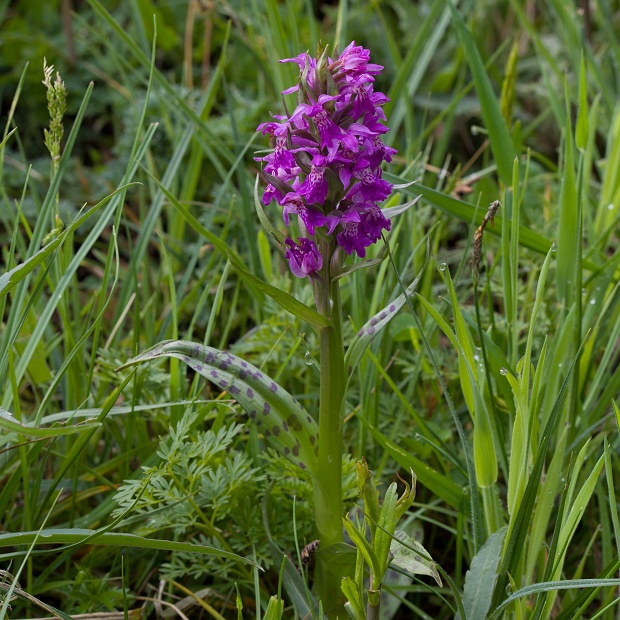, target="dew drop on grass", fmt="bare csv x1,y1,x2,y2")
439,262,447,272
550,242,557,253
304,351,314,365
590,298,596,305
500,367,508,375
608,202,614,211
